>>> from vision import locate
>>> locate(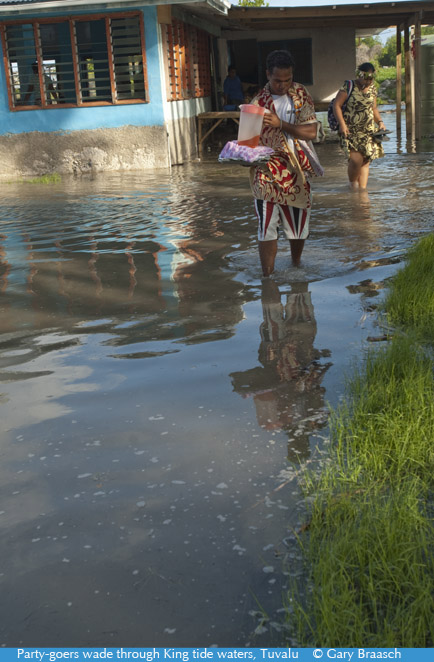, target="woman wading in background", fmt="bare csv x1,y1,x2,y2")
333,62,385,190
